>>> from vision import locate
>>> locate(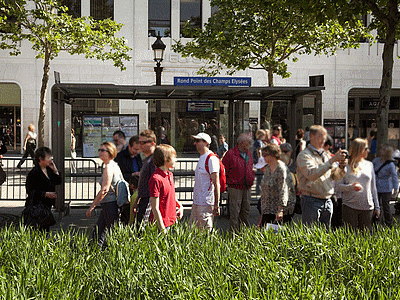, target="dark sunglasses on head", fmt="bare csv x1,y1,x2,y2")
98,148,109,153
139,140,152,145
